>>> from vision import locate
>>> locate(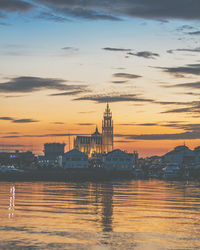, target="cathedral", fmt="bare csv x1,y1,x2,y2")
74,104,113,157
